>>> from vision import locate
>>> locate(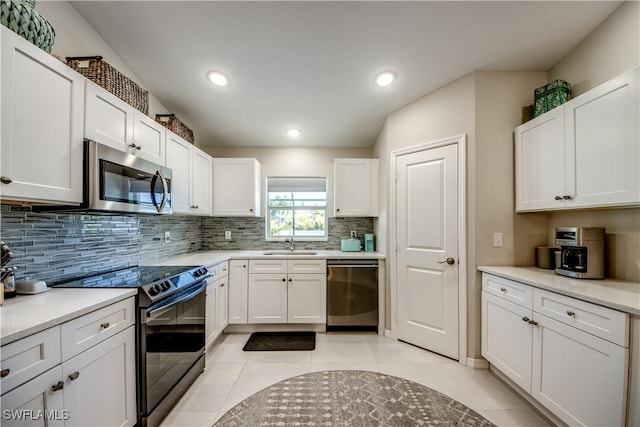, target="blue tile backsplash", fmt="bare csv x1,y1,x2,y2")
0,205,373,284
